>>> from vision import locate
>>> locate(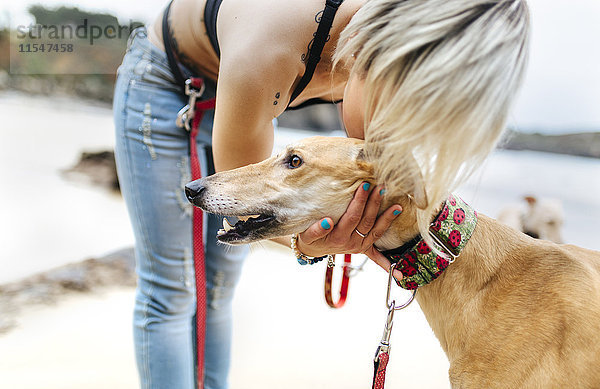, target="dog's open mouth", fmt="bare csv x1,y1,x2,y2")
217,214,277,243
